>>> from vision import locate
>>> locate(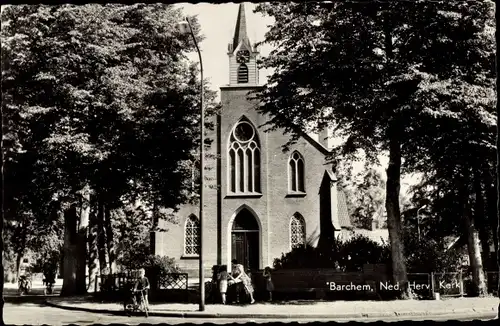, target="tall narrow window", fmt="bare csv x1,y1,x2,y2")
228,119,261,194
184,215,200,255
230,150,236,192
290,213,306,249
289,151,305,193
237,64,249,83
